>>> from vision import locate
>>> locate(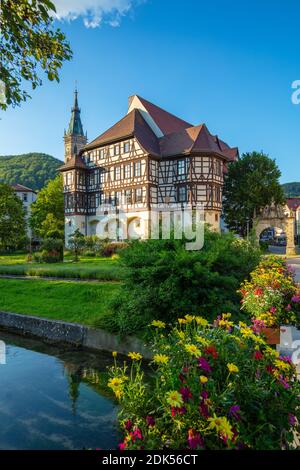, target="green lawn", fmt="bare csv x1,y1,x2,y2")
0,254,125,281
0,278,120,327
